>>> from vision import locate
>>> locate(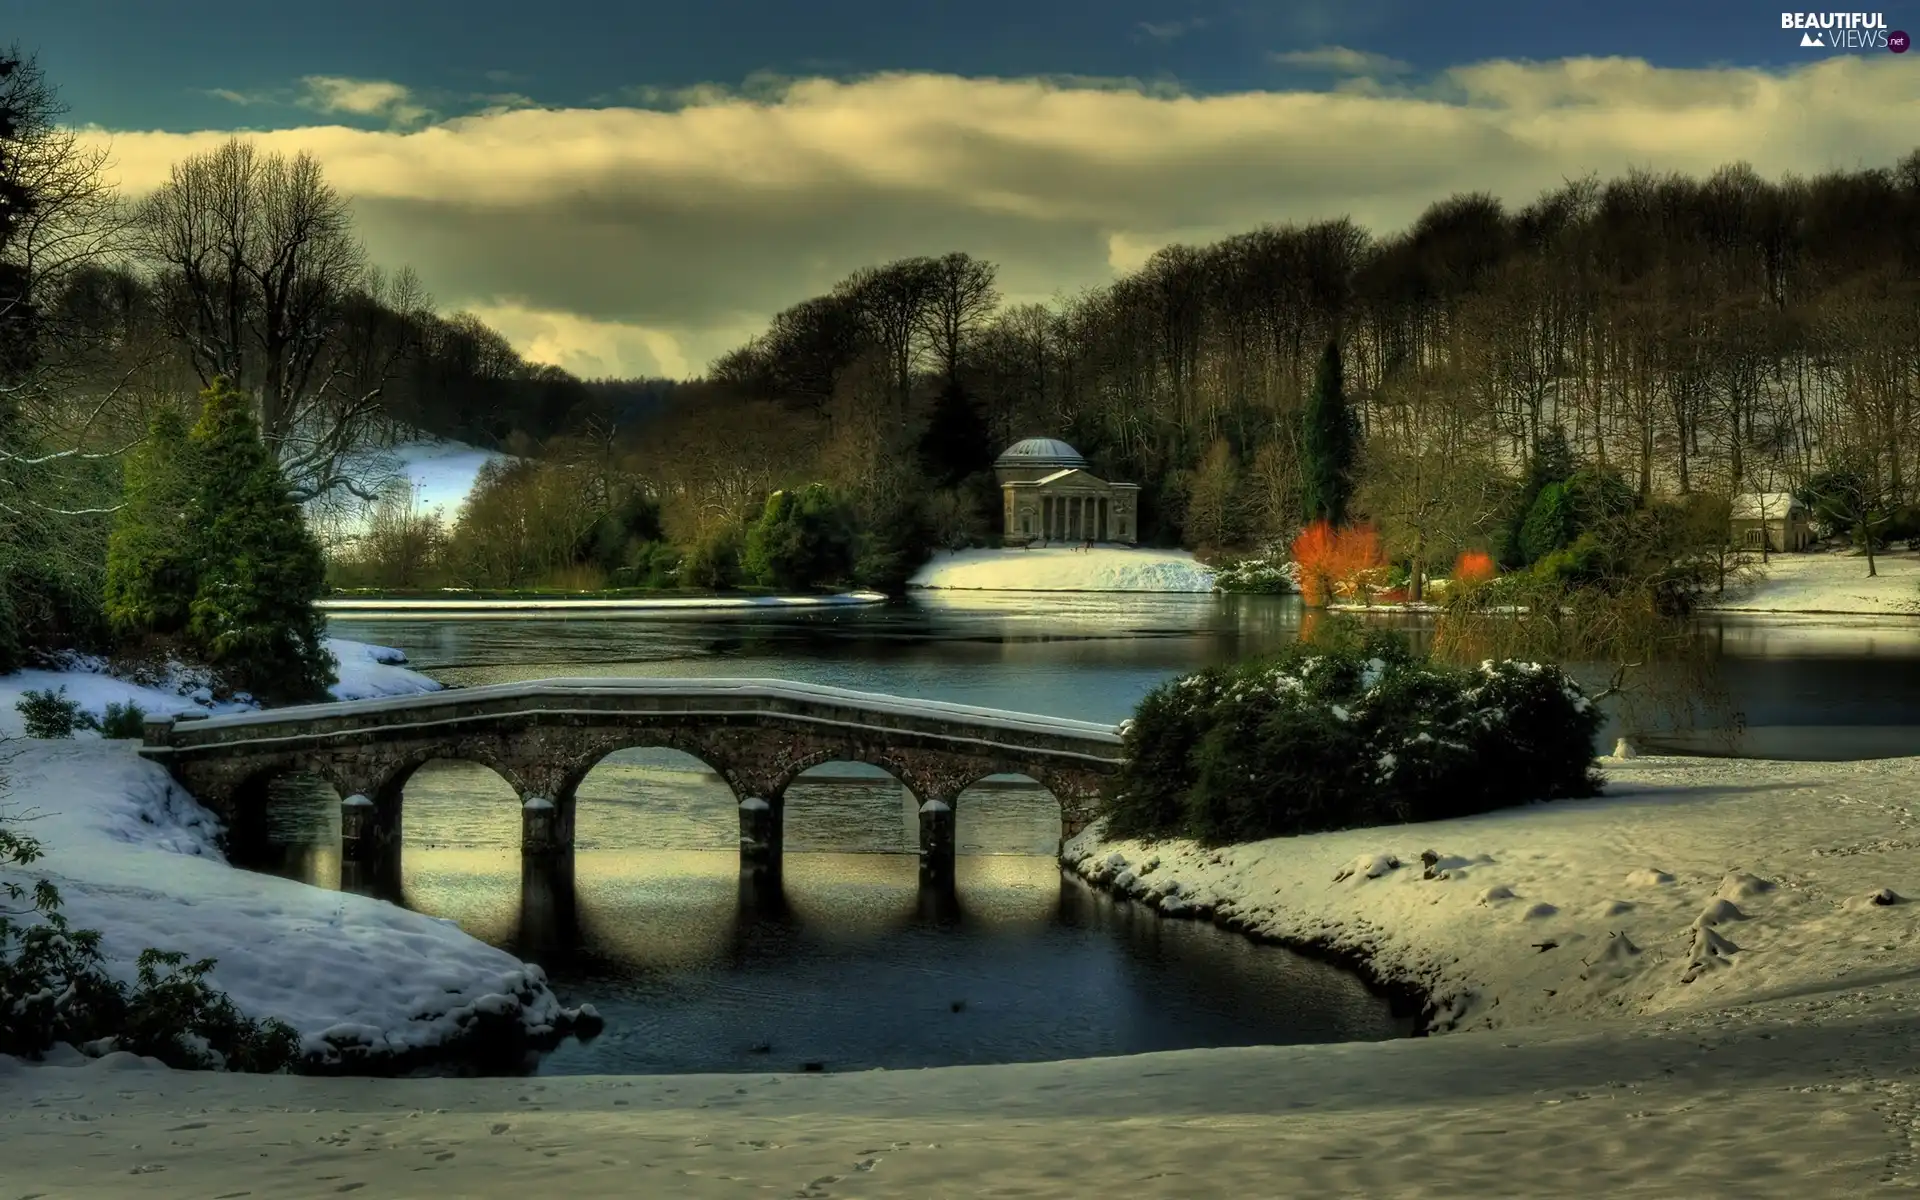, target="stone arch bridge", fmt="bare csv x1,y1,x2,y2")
138,678,1125,885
